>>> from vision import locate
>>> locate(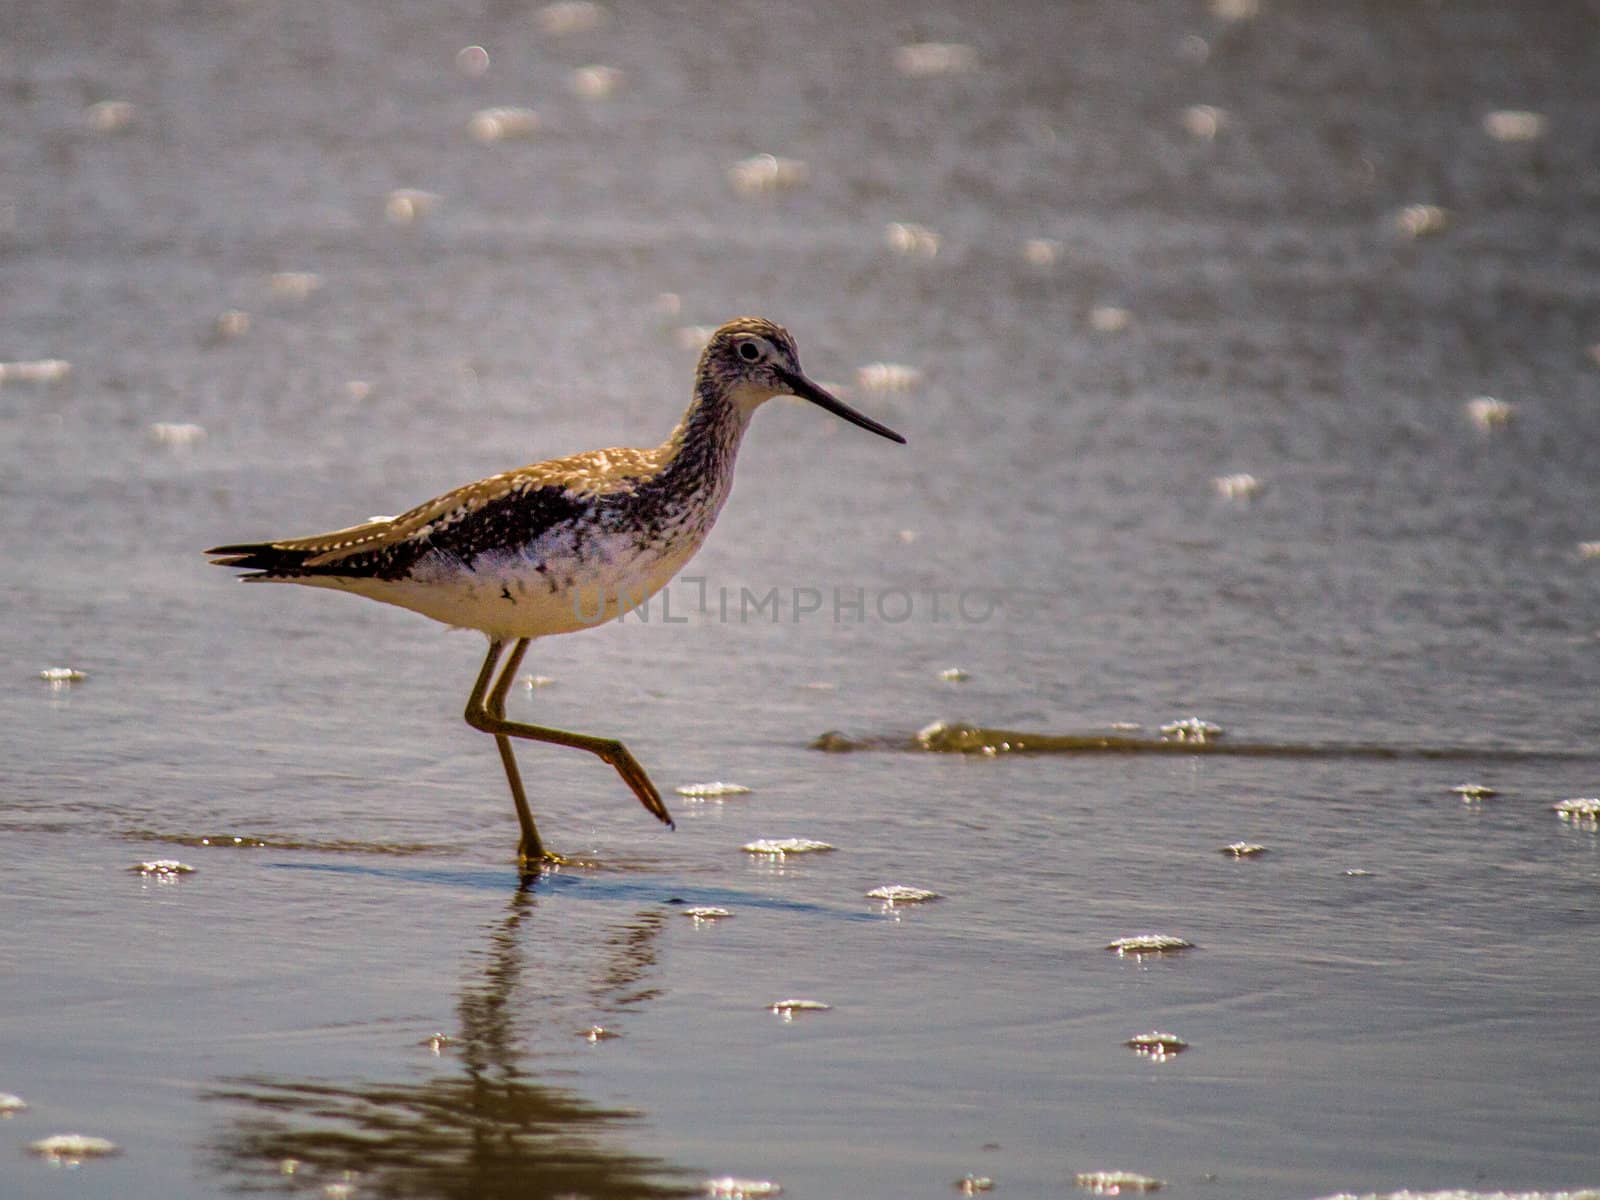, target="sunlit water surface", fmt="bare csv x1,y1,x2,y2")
4,2,1599,1198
